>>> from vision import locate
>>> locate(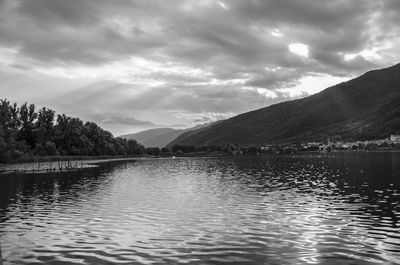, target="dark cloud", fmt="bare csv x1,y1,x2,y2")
1,0,399,133
0,0,389,71
117,84,286,114
309,49,378,75
244,69,301,89
230,0,369,29
193,117,213,124
89,112,158,127
17,0,100,27
0,0,164,65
